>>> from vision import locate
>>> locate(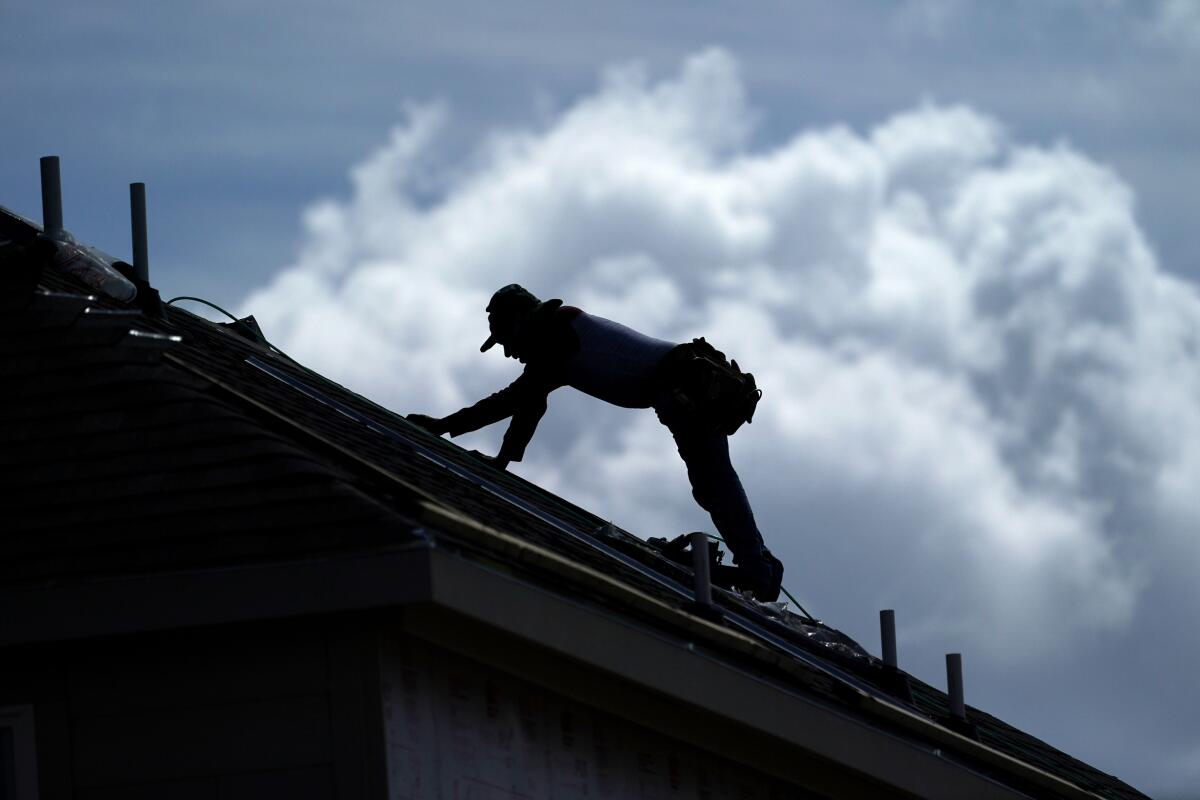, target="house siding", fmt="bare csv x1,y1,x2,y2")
379,633,826,800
